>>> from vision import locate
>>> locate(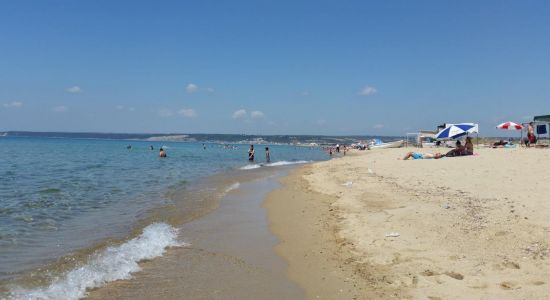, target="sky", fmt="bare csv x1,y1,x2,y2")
1,0,549,136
